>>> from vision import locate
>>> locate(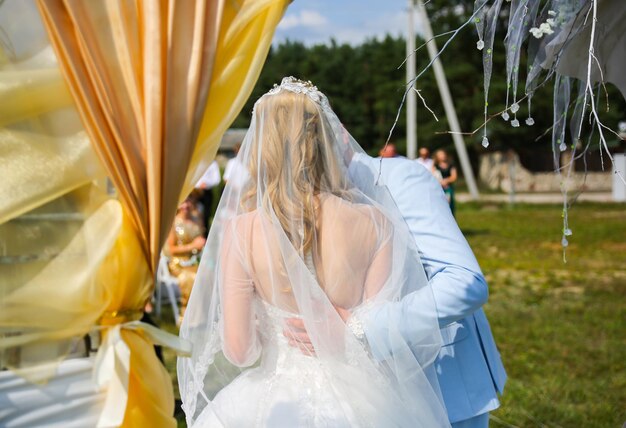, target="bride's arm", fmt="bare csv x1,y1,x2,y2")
220,221,261,367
